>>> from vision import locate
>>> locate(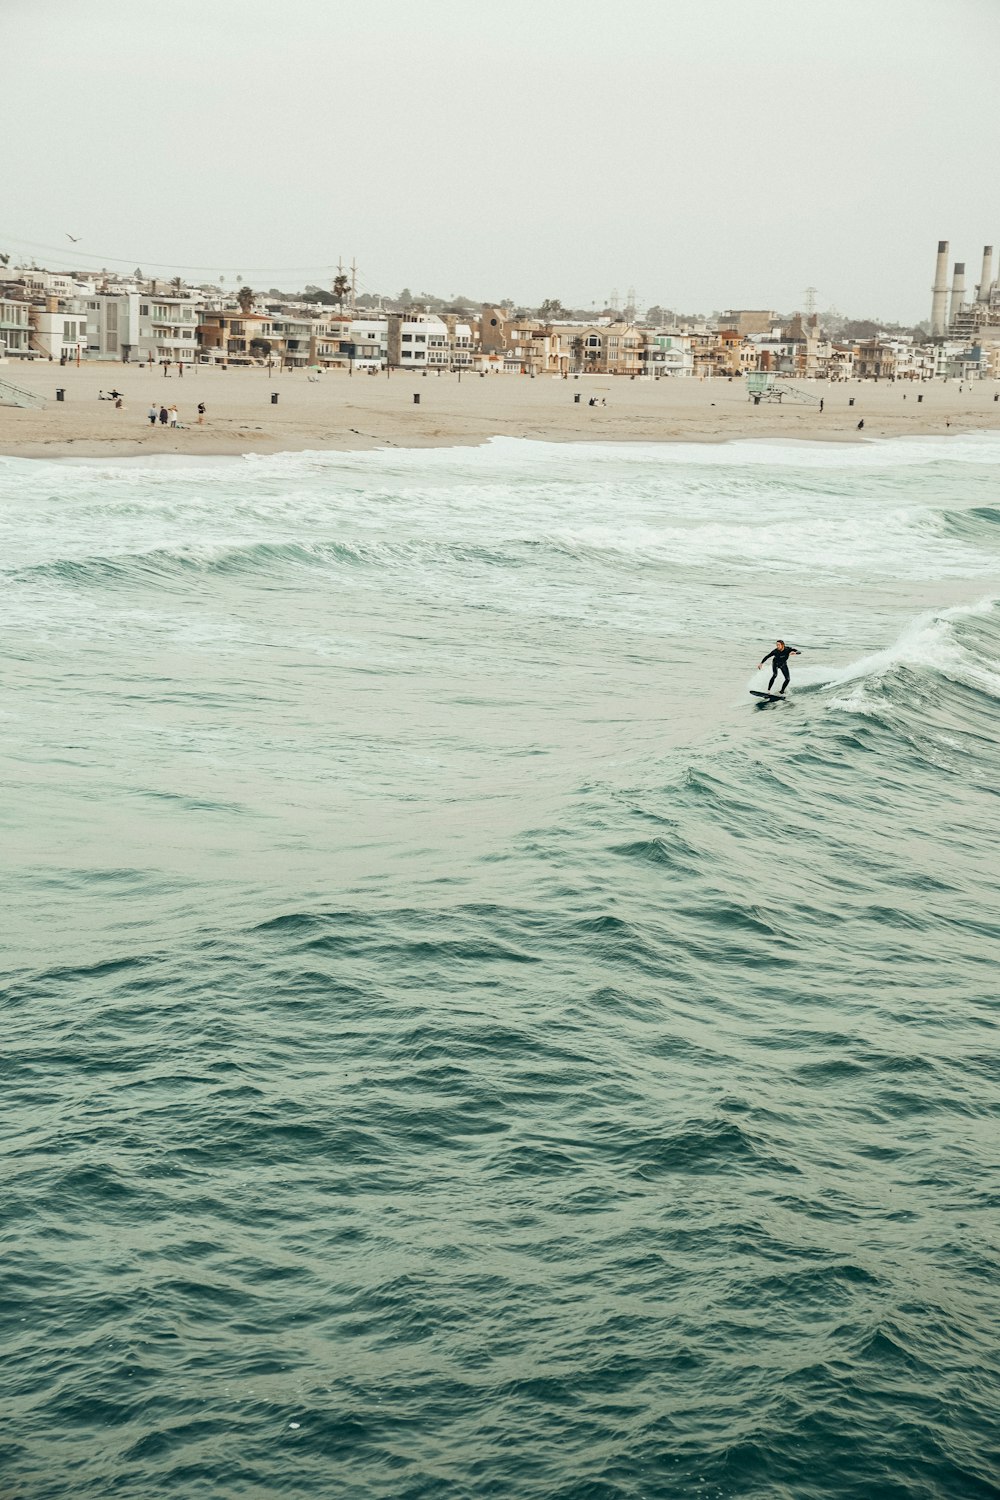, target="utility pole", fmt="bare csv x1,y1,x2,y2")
804,286,818,317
